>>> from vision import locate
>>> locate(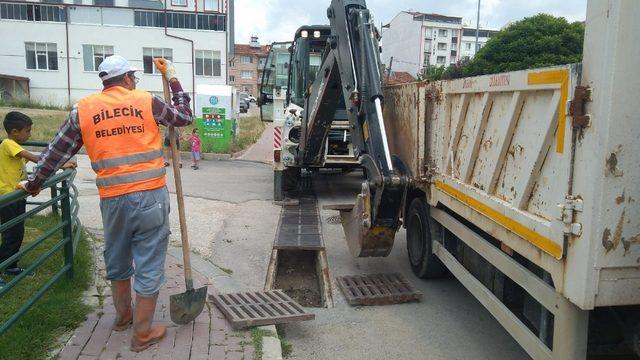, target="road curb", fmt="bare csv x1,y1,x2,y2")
167,247,283,360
